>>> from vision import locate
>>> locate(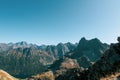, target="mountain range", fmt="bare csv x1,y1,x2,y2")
0,41,77,78
0,37,113,80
